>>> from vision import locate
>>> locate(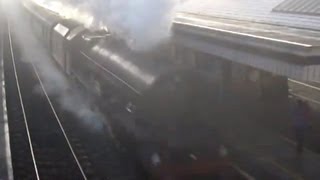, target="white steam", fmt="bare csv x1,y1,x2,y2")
32,0,179,51
3,0,107,132
96,0,178,50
